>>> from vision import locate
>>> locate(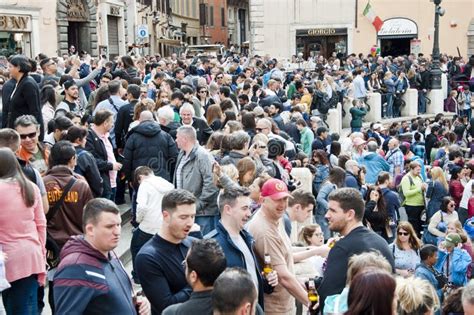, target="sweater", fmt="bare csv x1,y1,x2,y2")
135,235,193,314
0,182,46,285
318,226,394,309
400,173,425,206
428,211,459,237
299,126,314,156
